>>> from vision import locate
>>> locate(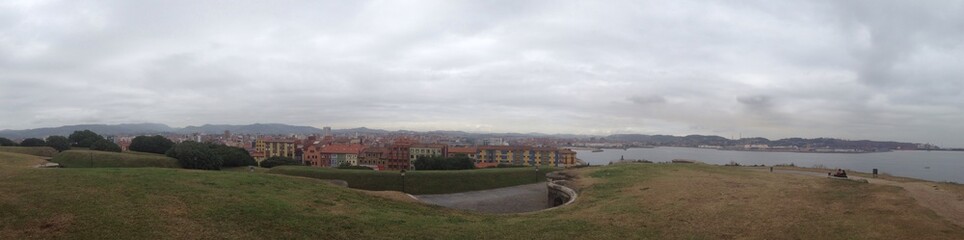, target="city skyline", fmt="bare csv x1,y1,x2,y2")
2,1,963,147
